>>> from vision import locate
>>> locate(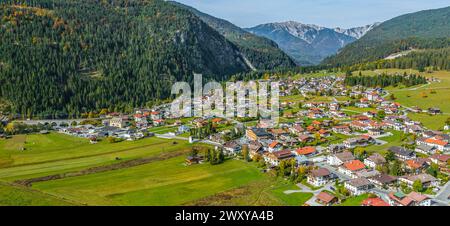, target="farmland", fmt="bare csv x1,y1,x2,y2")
0,133,308,206
356,70,450,130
